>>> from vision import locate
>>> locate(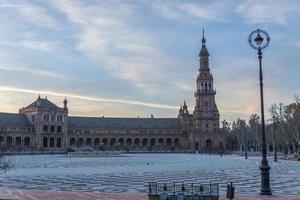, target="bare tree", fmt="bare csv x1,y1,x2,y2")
284,96,300,157
248,114,260,151
0,144,13,173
